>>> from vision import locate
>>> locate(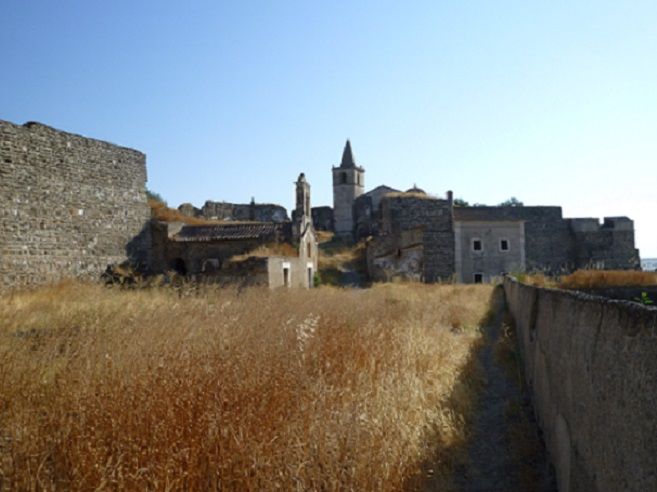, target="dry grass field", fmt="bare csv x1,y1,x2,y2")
0,282,493,491
518,269,657,290
558,269,657,289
